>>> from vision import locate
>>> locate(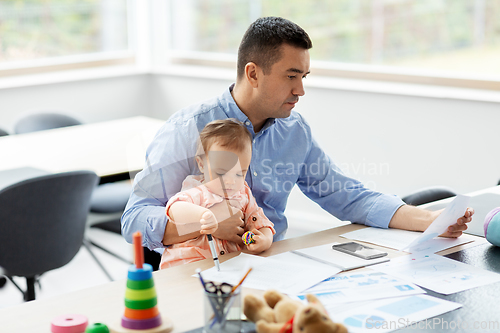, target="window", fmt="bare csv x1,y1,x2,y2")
167,0,500,89
0,0,133,75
